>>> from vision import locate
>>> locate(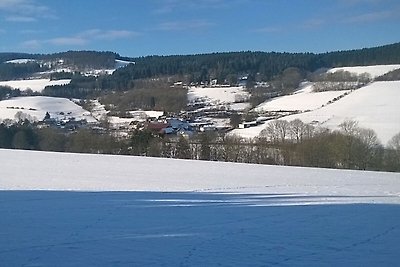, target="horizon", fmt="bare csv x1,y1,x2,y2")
2,41,399,59
0,0,399,57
